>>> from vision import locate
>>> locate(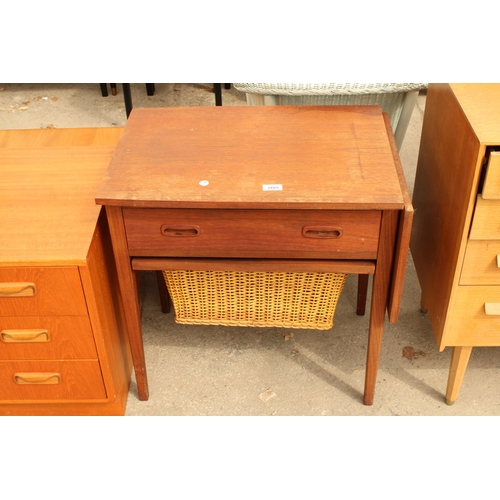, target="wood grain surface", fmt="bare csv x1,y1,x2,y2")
96,106,405,209
410,83,481,346
123,207,381,259
0,127,123,148
449,84,500,144
0,360,106,400
0,146,115,266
